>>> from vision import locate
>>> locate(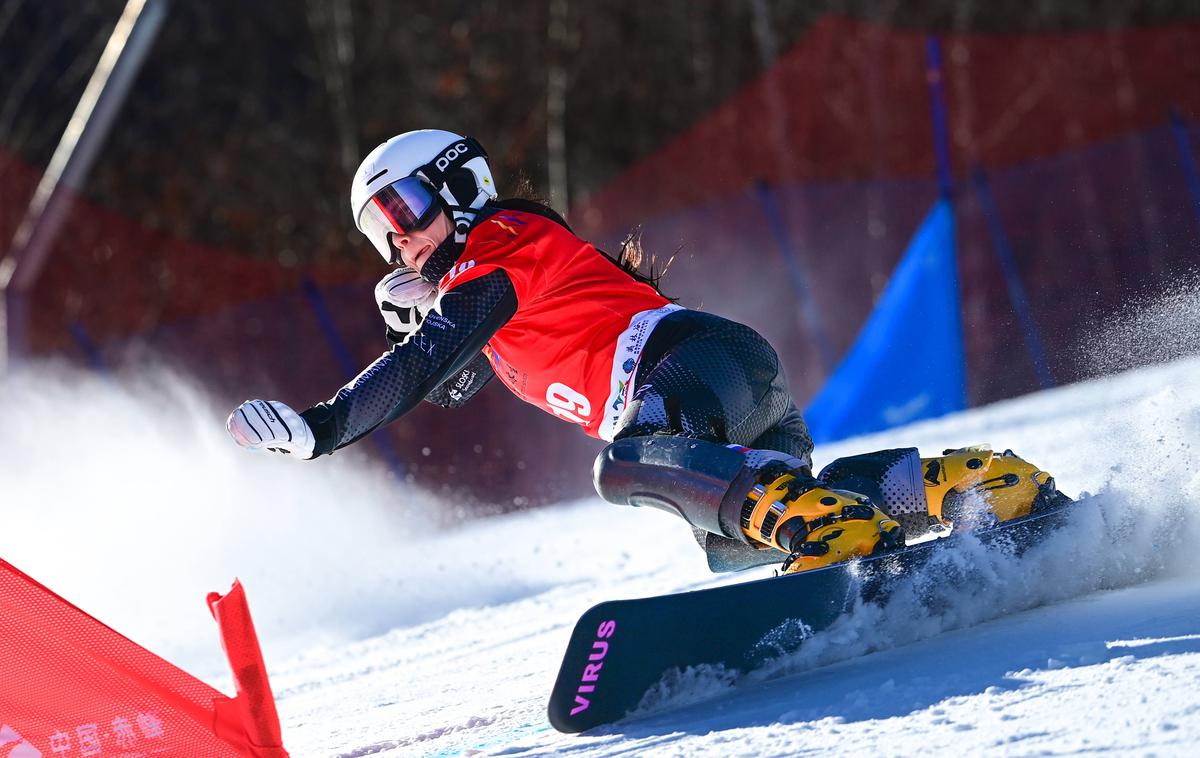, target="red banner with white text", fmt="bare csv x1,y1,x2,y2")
0,560,286,758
